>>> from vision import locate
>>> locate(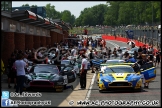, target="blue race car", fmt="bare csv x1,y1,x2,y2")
98,65,143,92
92,59,105,70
